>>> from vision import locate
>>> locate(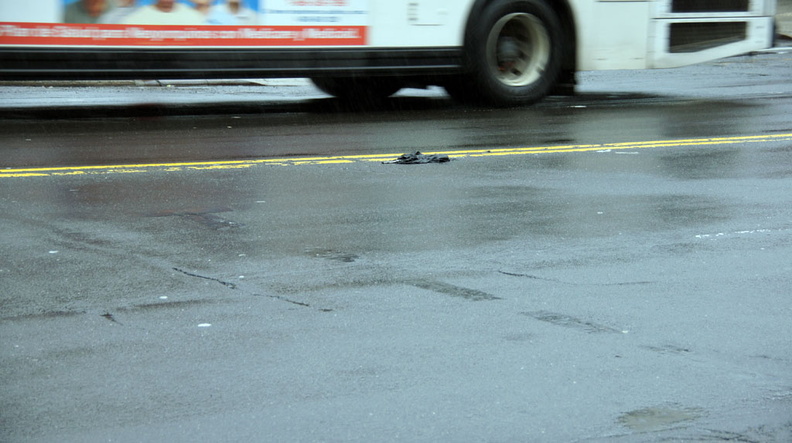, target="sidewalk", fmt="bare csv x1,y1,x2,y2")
0,78,311,88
